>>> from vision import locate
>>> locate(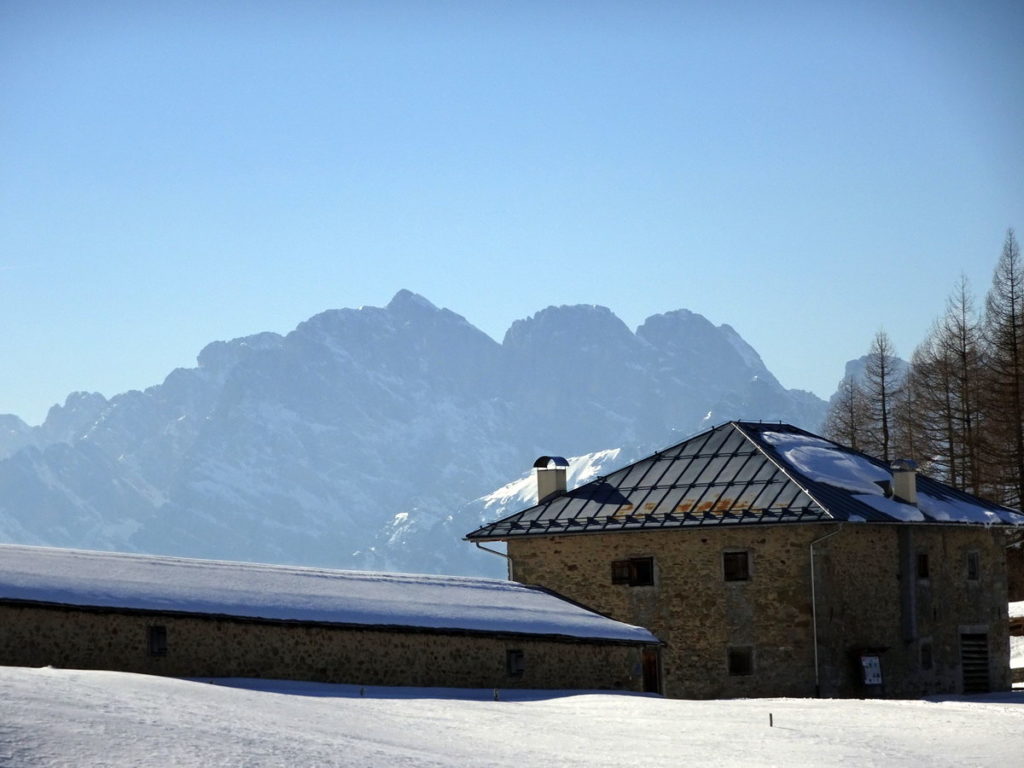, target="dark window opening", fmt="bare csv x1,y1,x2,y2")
611,557,655,586
920,641,933,671
728,647,753,676
723,551,750,582
148,625,167,657
966,552,980,581
960,633,990,693
916,552,930,580
506,649,525,677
